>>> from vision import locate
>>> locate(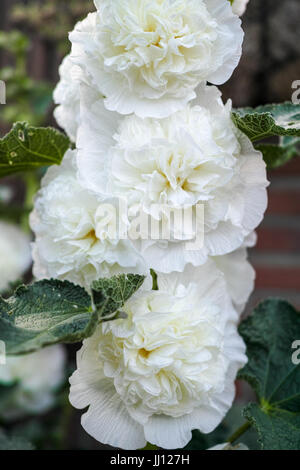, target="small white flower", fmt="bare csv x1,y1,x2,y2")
78,85,268,273
69,0,244,118
0,221,31,293
0,345,66,420
30,150,145,290
231,0,249,17
69,264,247,449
